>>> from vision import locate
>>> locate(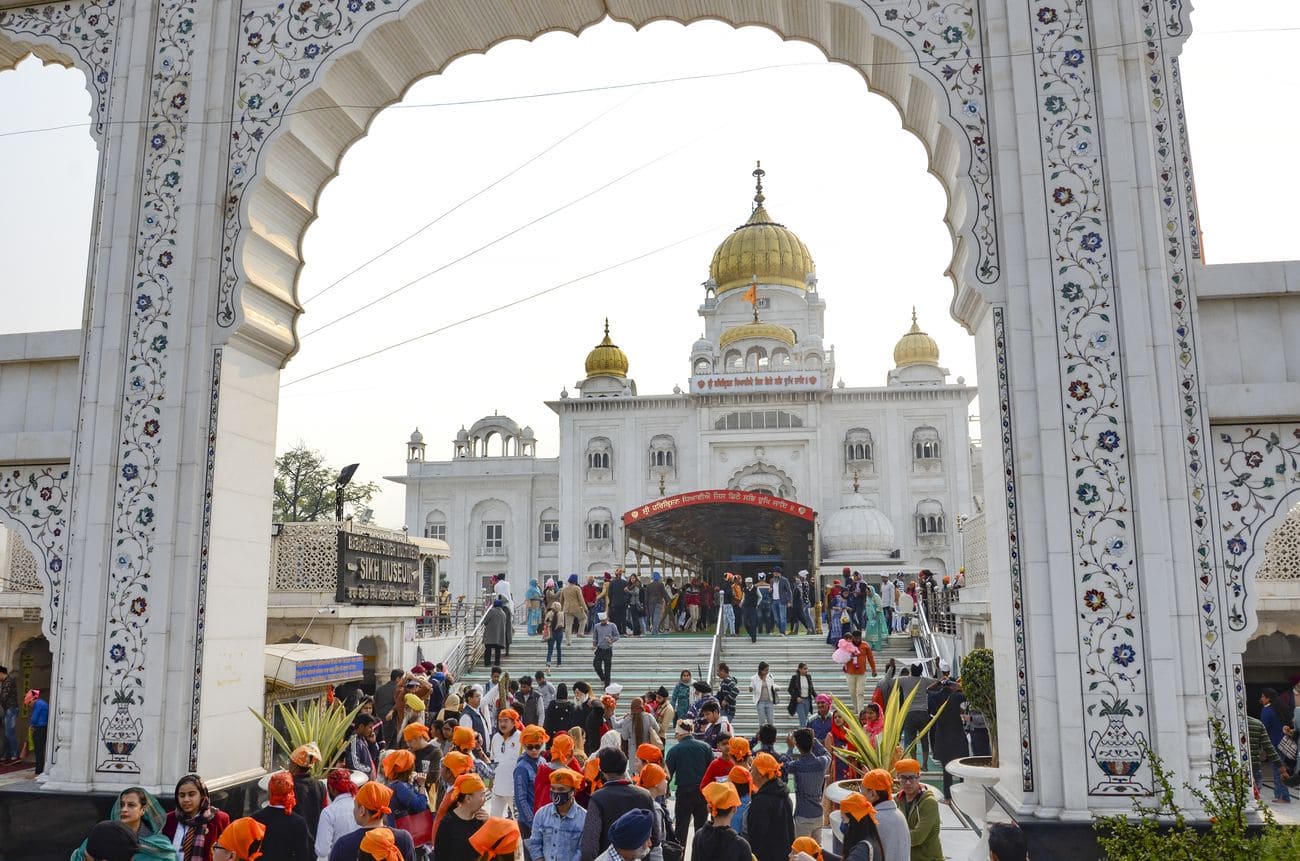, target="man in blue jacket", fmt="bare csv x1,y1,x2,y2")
515,725,548,857
1260,688,1292,803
